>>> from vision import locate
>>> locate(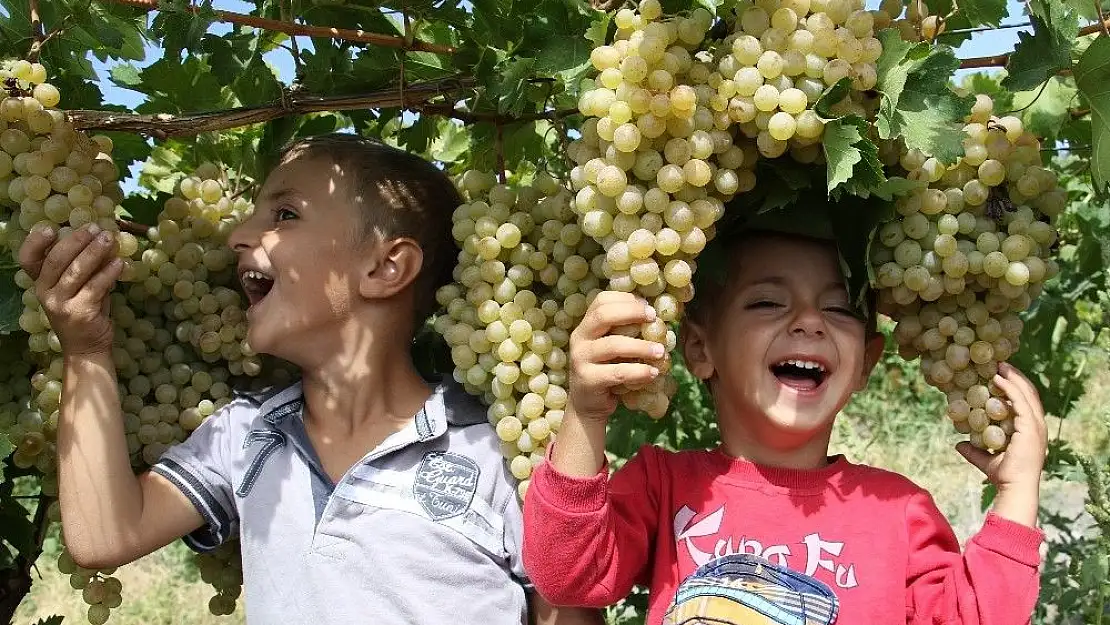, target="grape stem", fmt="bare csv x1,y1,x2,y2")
101,0,456,54
117,218,152,237
495,121,507,184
